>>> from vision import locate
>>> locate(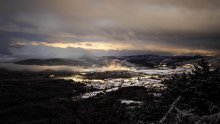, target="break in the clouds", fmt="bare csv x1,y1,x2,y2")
0,0,220,60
